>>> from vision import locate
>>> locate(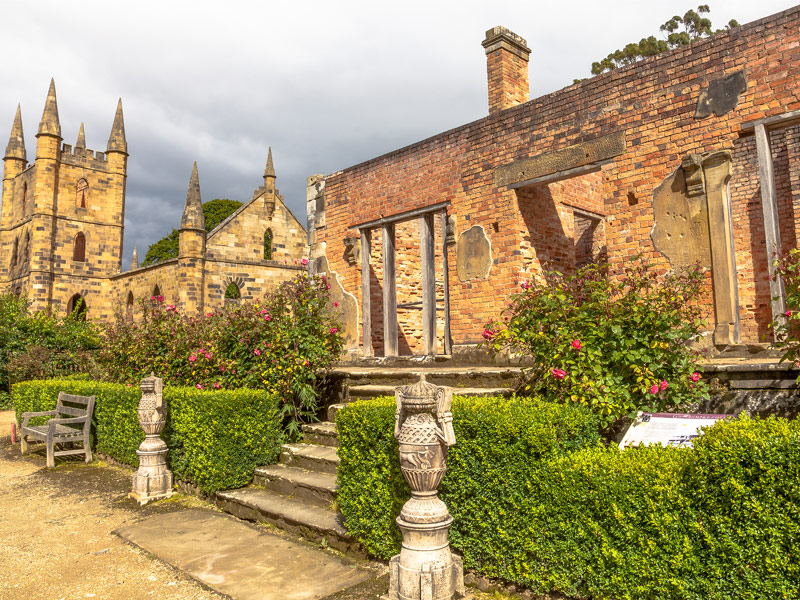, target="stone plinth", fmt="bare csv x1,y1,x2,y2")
130,372,173,504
